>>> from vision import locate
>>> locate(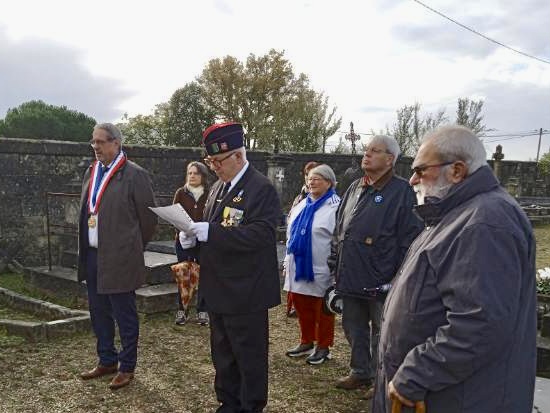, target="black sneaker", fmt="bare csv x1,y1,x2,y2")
306,347,331,365
285,343,314,358
175,310,187,325
196,312,209,326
